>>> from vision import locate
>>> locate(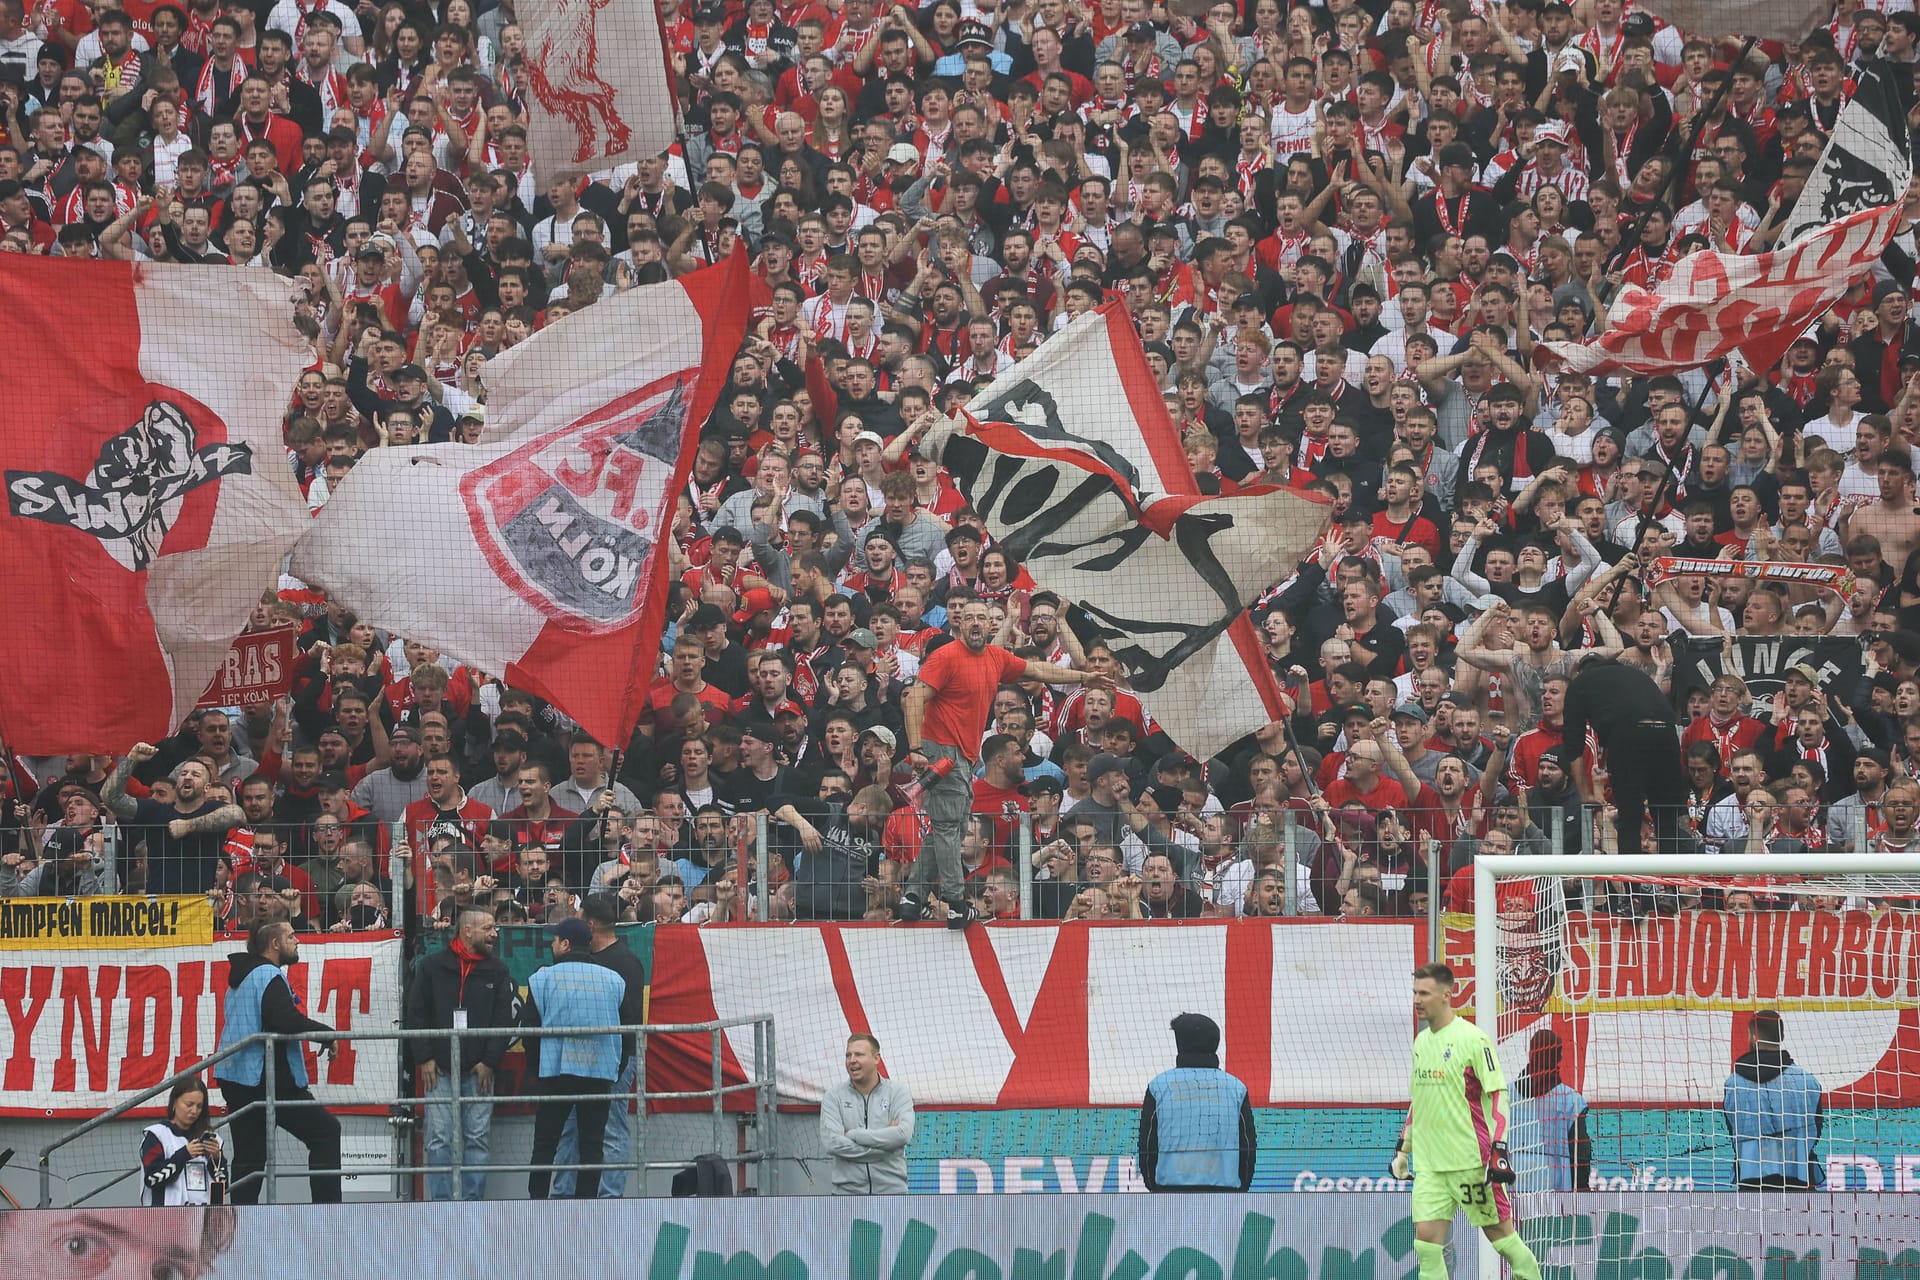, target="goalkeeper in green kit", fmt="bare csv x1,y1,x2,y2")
1389,964,1544,1280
